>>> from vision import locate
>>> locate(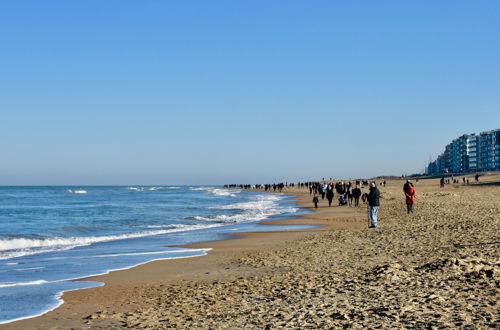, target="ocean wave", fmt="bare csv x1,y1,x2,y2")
11,266,44,272
148,186,180,191
212,189,241,197
192,194,297,223
0,224,221,260
0,279,49,288
192,211,277,223
210,200,275,211
127,187,144,191
209,194,284,210
189,187,241,198
144,224,175,229
92,248,211,258
192,205,297,223
66,189,87,194
189,187,211,191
